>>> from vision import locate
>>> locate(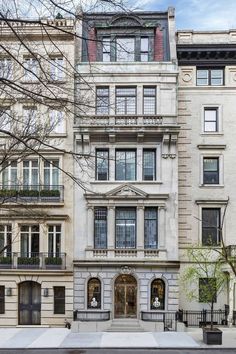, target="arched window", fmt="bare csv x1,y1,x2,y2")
87,278,101,309
150,279,165,310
